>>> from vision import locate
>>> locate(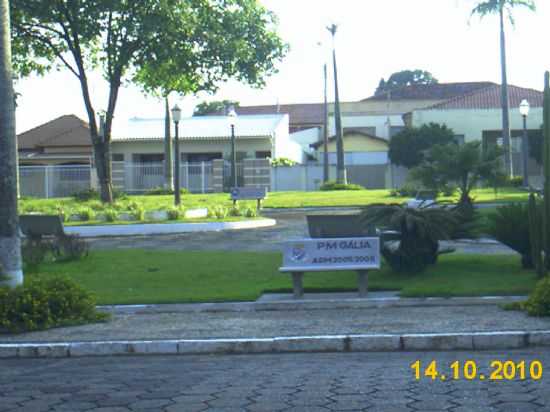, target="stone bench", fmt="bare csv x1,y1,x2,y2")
279,237,380,299
19,215,67,240
230,187,267,211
